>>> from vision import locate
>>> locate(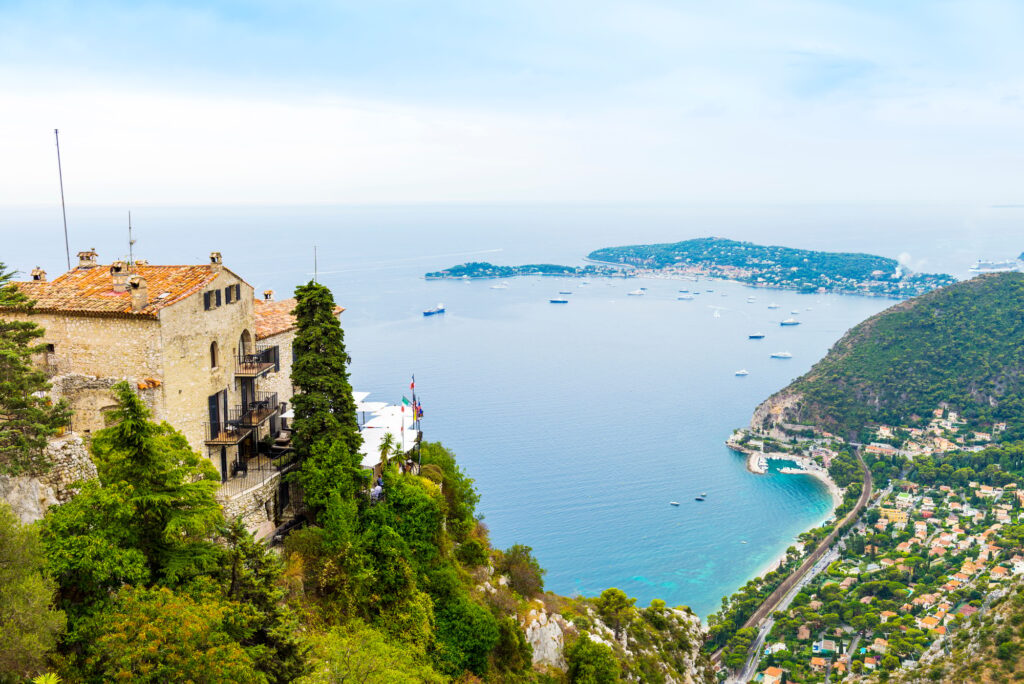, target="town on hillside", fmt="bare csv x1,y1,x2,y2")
724,409,1024,683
